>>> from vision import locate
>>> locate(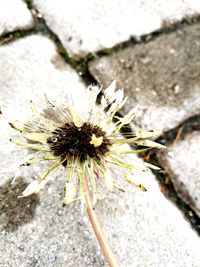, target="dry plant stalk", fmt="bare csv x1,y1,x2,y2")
83,176,119,267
